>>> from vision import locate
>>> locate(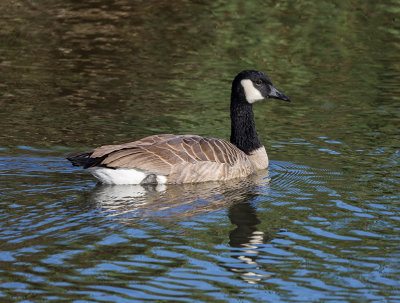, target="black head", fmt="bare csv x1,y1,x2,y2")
232,70,290,104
